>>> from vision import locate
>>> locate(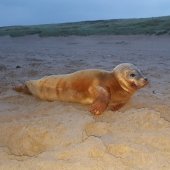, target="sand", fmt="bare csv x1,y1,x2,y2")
0,35,170,170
